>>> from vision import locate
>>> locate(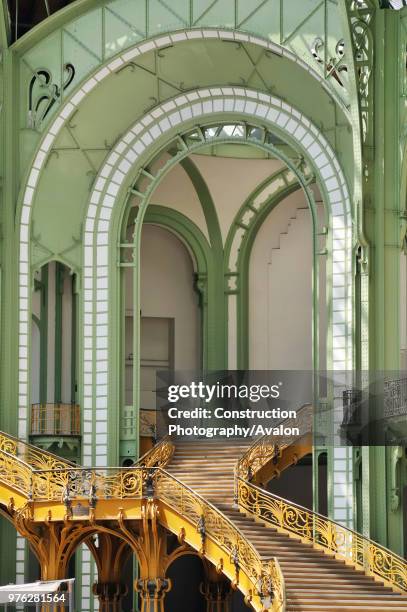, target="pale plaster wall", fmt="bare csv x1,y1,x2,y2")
150,161,209,242
151,154,284,247
125,224,200,372
249,192,325,370
144,155,321,372
191,154,284,244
